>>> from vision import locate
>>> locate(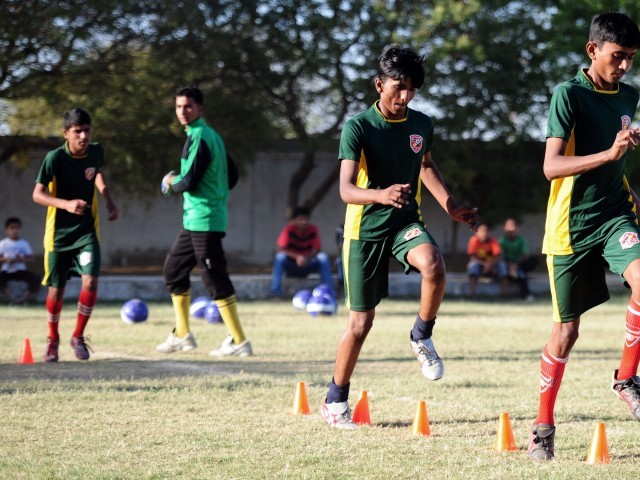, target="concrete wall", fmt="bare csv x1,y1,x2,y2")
0,145,546,269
